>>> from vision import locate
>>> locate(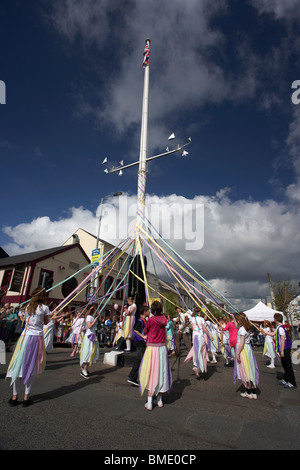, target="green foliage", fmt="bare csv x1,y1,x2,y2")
271,278,298,314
